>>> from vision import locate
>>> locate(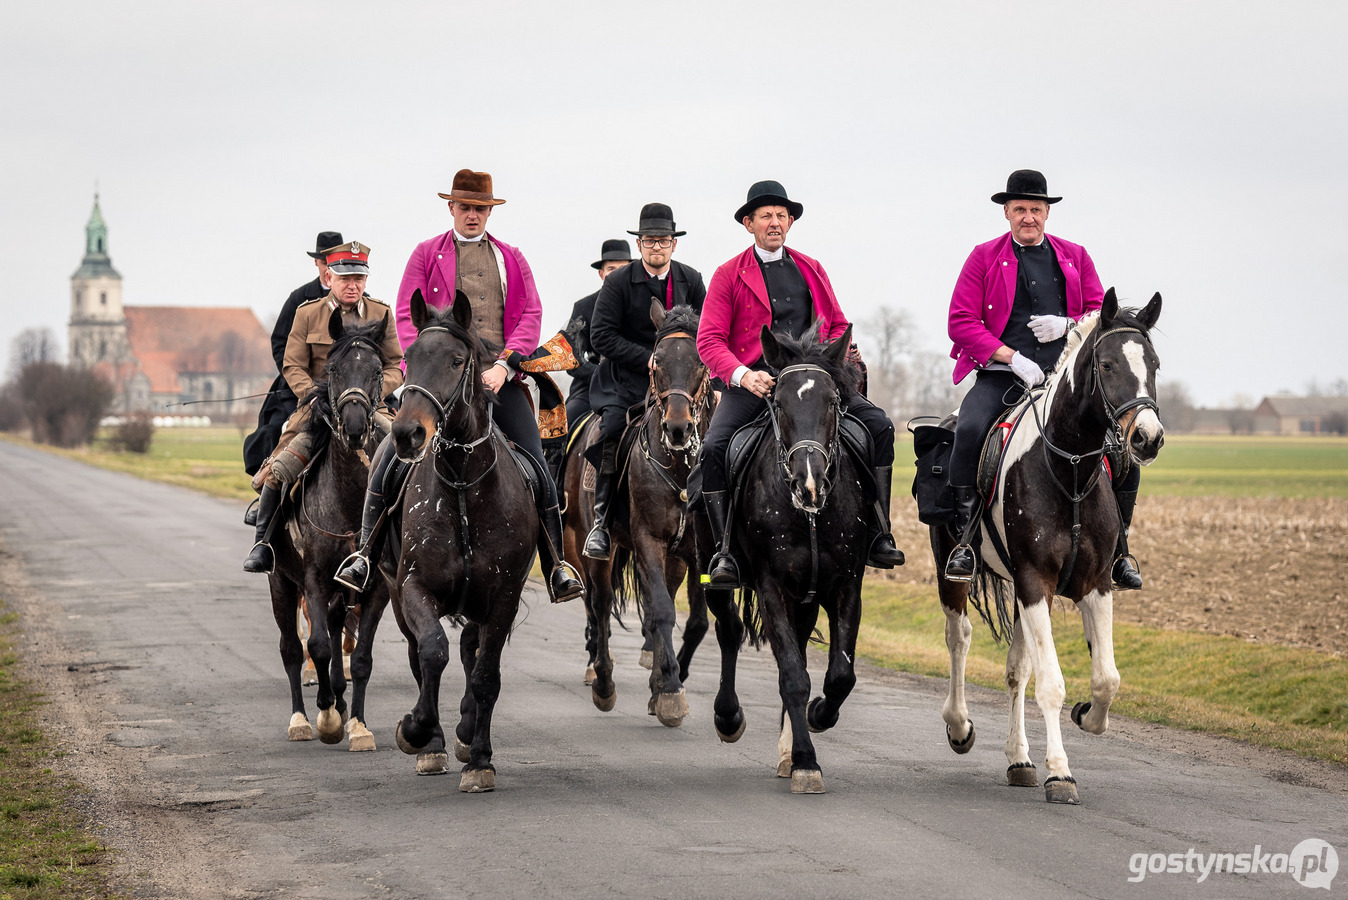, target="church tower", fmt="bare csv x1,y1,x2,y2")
68,194,132,370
